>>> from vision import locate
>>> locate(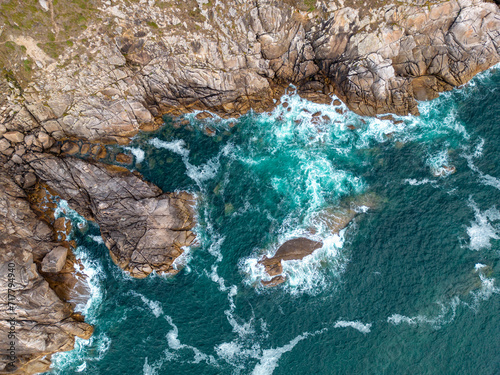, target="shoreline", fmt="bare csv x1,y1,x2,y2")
0,0,499,373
